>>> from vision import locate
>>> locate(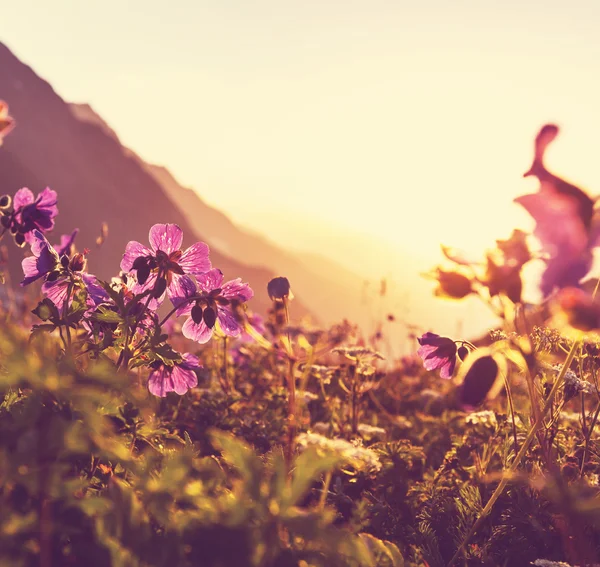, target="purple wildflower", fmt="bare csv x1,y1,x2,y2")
120,223,211,306
417,332,457,379
54,229,79,257
21,230,60,286
21,230,105,313
175,268,254,344
148,353,201,397
267,276,292,301
240,312,266,342
11,187,58,245
515,124,597,296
